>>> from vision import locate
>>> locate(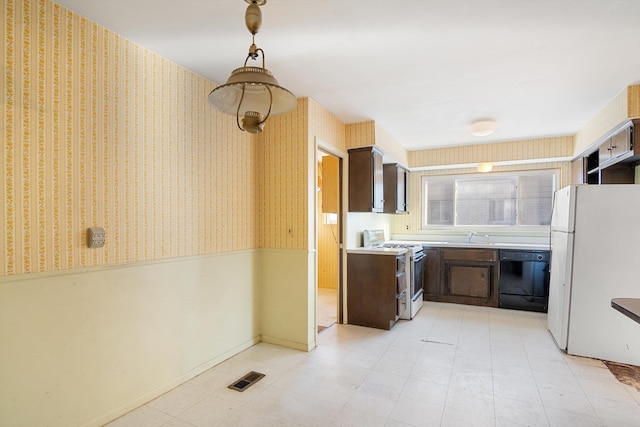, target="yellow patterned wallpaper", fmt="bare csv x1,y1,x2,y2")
310,99,345,289
257,98,309,250
318,219,339,289
628,84,640,118
258,98,347,251
8,0,628,273
308,98,346,153
1,0,256,276
409,136,574,168
345,121,375,149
